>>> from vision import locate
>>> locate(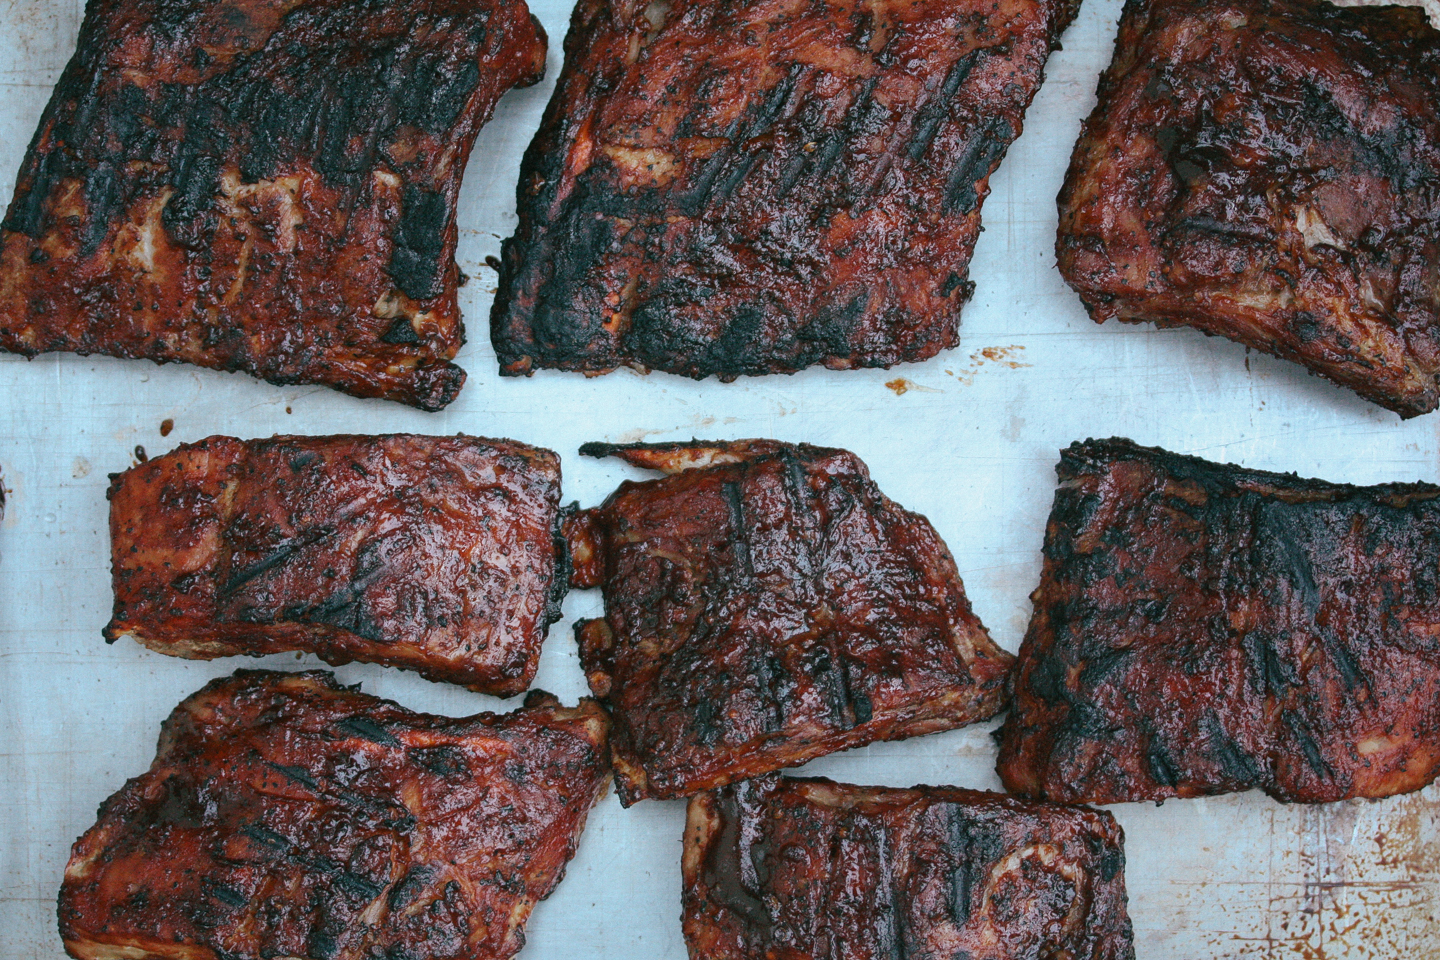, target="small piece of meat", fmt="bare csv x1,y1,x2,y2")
0,0,547,410
1056,0,1440,418
105,435,566,695
58,669,610,960
997,437,1440,805
683,775,1135,960
491,0,1078,381
568,440,1013,805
